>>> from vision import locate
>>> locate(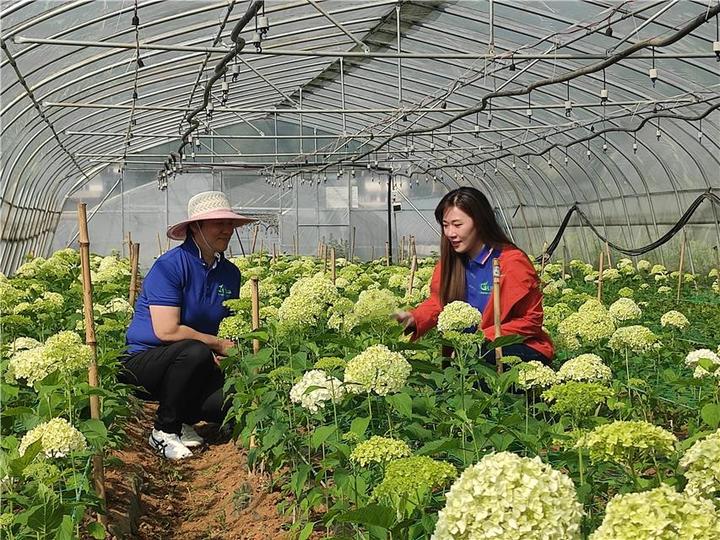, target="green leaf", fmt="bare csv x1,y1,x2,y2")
55,515,75,540
80,419,108,446
417,437,460,456
310,425,336,449
701,403,720,429
87,521,106,539
485,334,525,350
290,464,311,497
349,416,370,438
338,503,395,529
298,521,314,540
387,393,413,418
9,439,43,477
